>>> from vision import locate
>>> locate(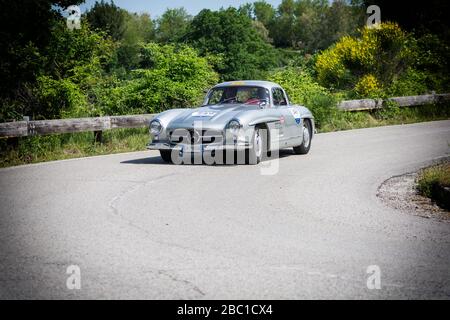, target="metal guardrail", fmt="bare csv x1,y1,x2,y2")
0,93,449,138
